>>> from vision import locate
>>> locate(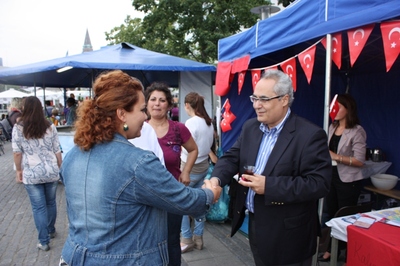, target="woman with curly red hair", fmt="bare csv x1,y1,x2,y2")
59,70,221,266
